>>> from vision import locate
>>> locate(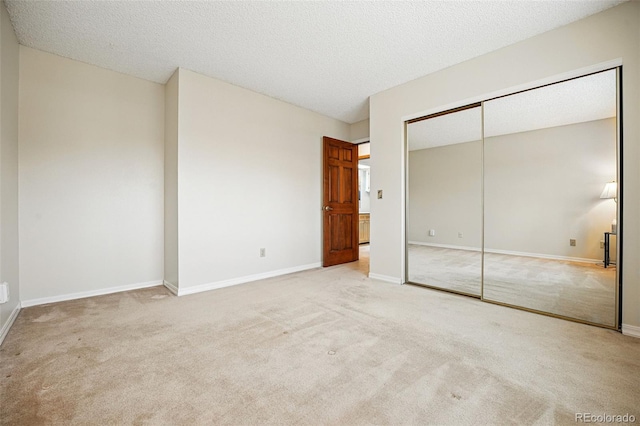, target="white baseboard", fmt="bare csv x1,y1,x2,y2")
409,241,600,264
0,303,21,346
163,280,179,295
177,263,322,296
621,324,640,338
369,273,402,285
21,280,163,308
